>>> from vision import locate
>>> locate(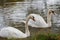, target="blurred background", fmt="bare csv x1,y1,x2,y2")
0,0,60,40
